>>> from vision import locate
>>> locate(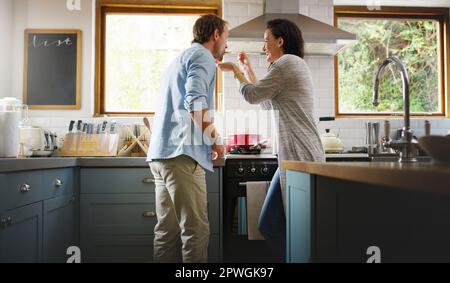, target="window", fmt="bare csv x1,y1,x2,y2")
334,6,450,117
95,1,222,116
